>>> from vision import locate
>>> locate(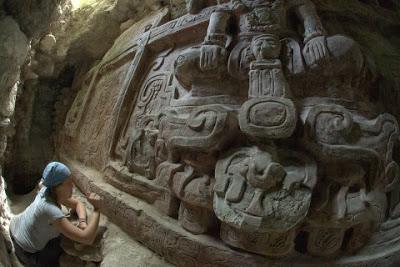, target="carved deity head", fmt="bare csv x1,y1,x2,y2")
251,34,281,60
